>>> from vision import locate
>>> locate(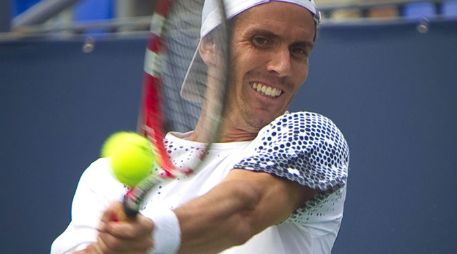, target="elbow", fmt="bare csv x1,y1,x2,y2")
234,218,260,246
227,181,263,245
231,221,254,246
